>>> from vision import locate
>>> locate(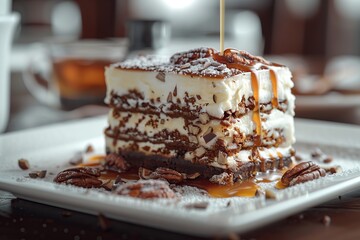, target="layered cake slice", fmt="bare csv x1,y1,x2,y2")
104,48,295,184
